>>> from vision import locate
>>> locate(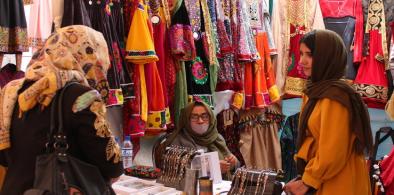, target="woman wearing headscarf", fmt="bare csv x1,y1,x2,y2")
0,25,123,195
165,101,238,175
283,30,373,195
